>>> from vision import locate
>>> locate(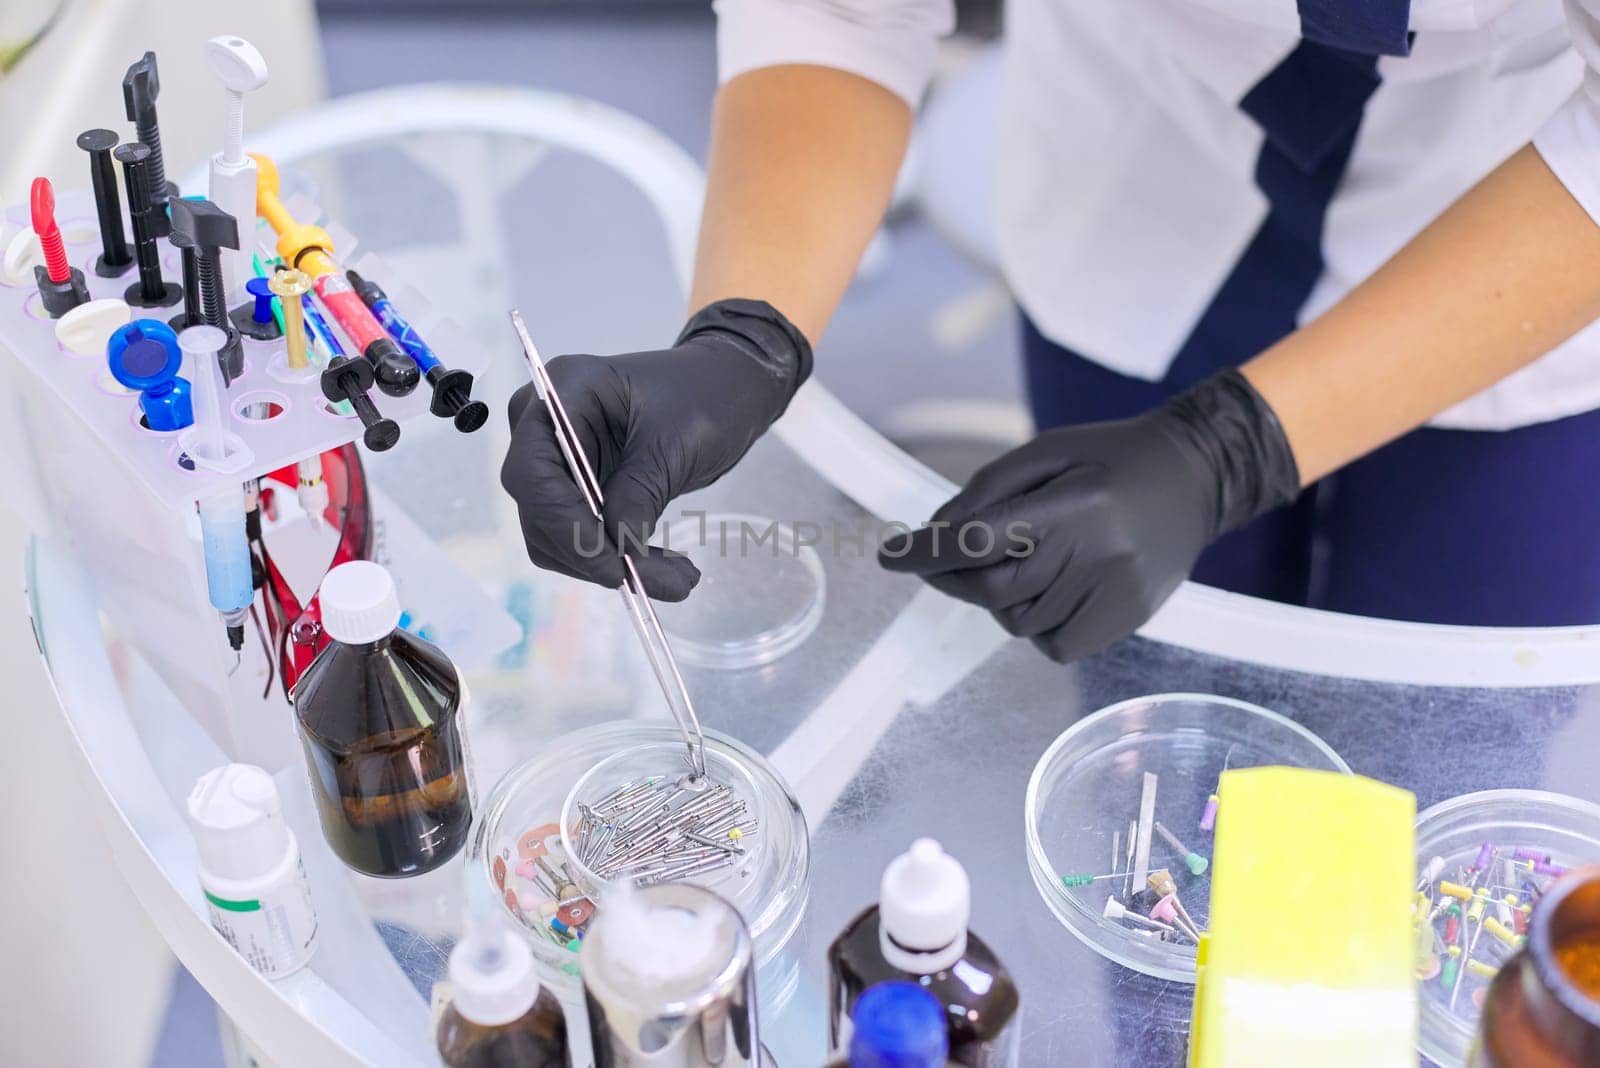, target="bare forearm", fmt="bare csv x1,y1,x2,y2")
690,65,913,343
1243,145,1600,484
